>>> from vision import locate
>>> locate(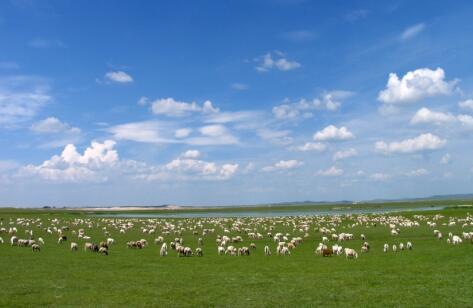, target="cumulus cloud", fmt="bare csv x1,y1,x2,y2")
255,52,301,72
333,148,357,161
151,98,219,117
262,159,303,172
31,117,80,134
378,68,457,104
313,125,354,141
290,142,326,152
459,99,473,111
410,107,455,125
181,150,201,159
317,166,343,177
457,114,473,127
272,91,353,120
20,140,119,182
400,23,426,40
104,71,133,83
375,133,446,154
163,157,238,180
